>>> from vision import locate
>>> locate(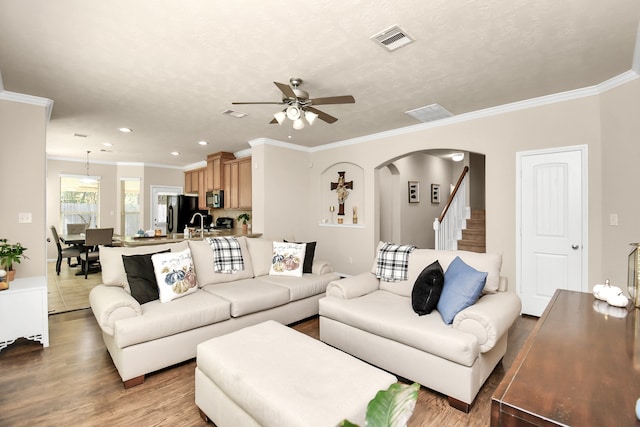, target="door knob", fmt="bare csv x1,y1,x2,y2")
571,244,580,250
